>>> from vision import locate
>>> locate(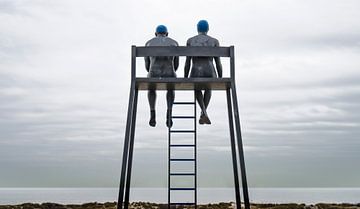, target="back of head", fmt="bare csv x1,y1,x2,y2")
197,20,209,33
155,25,168,36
